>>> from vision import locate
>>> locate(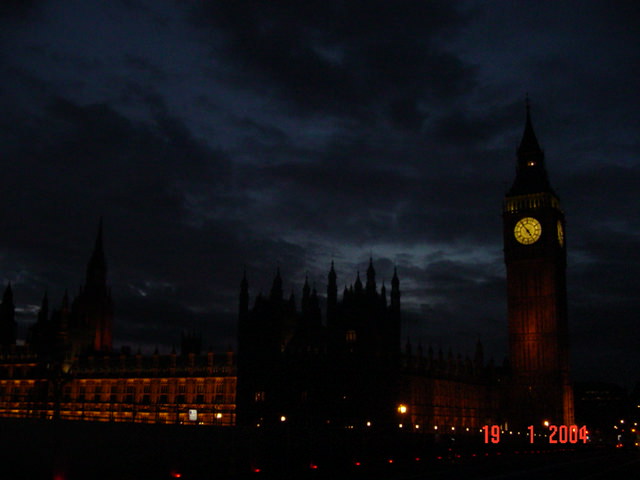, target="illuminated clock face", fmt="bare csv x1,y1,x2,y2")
557,220,564,246
514,217,542,245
